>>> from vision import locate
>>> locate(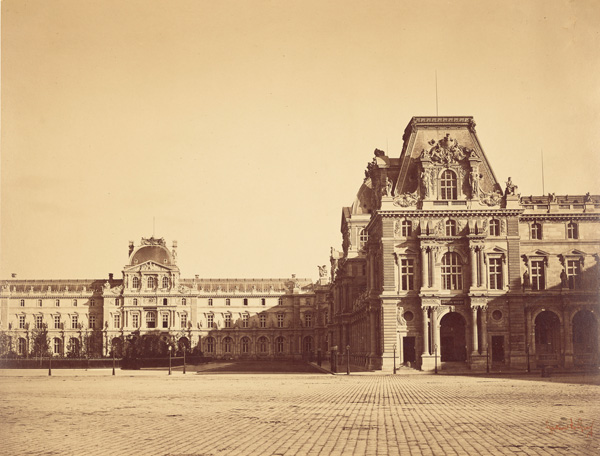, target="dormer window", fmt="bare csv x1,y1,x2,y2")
440,170,457,200
567,222,578,239
445,220,457,236
531,223,542,240
132,277,140,288
359,229,368,249
162,277,169,289
147,277,155,288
